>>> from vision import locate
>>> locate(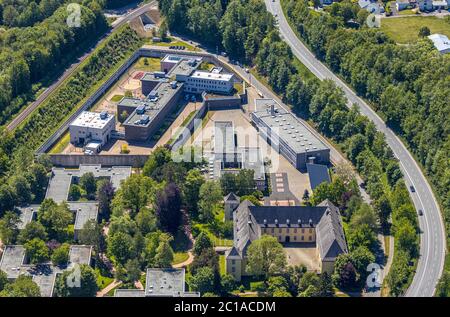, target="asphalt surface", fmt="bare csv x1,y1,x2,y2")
265,0,445,297
6,1,157,131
